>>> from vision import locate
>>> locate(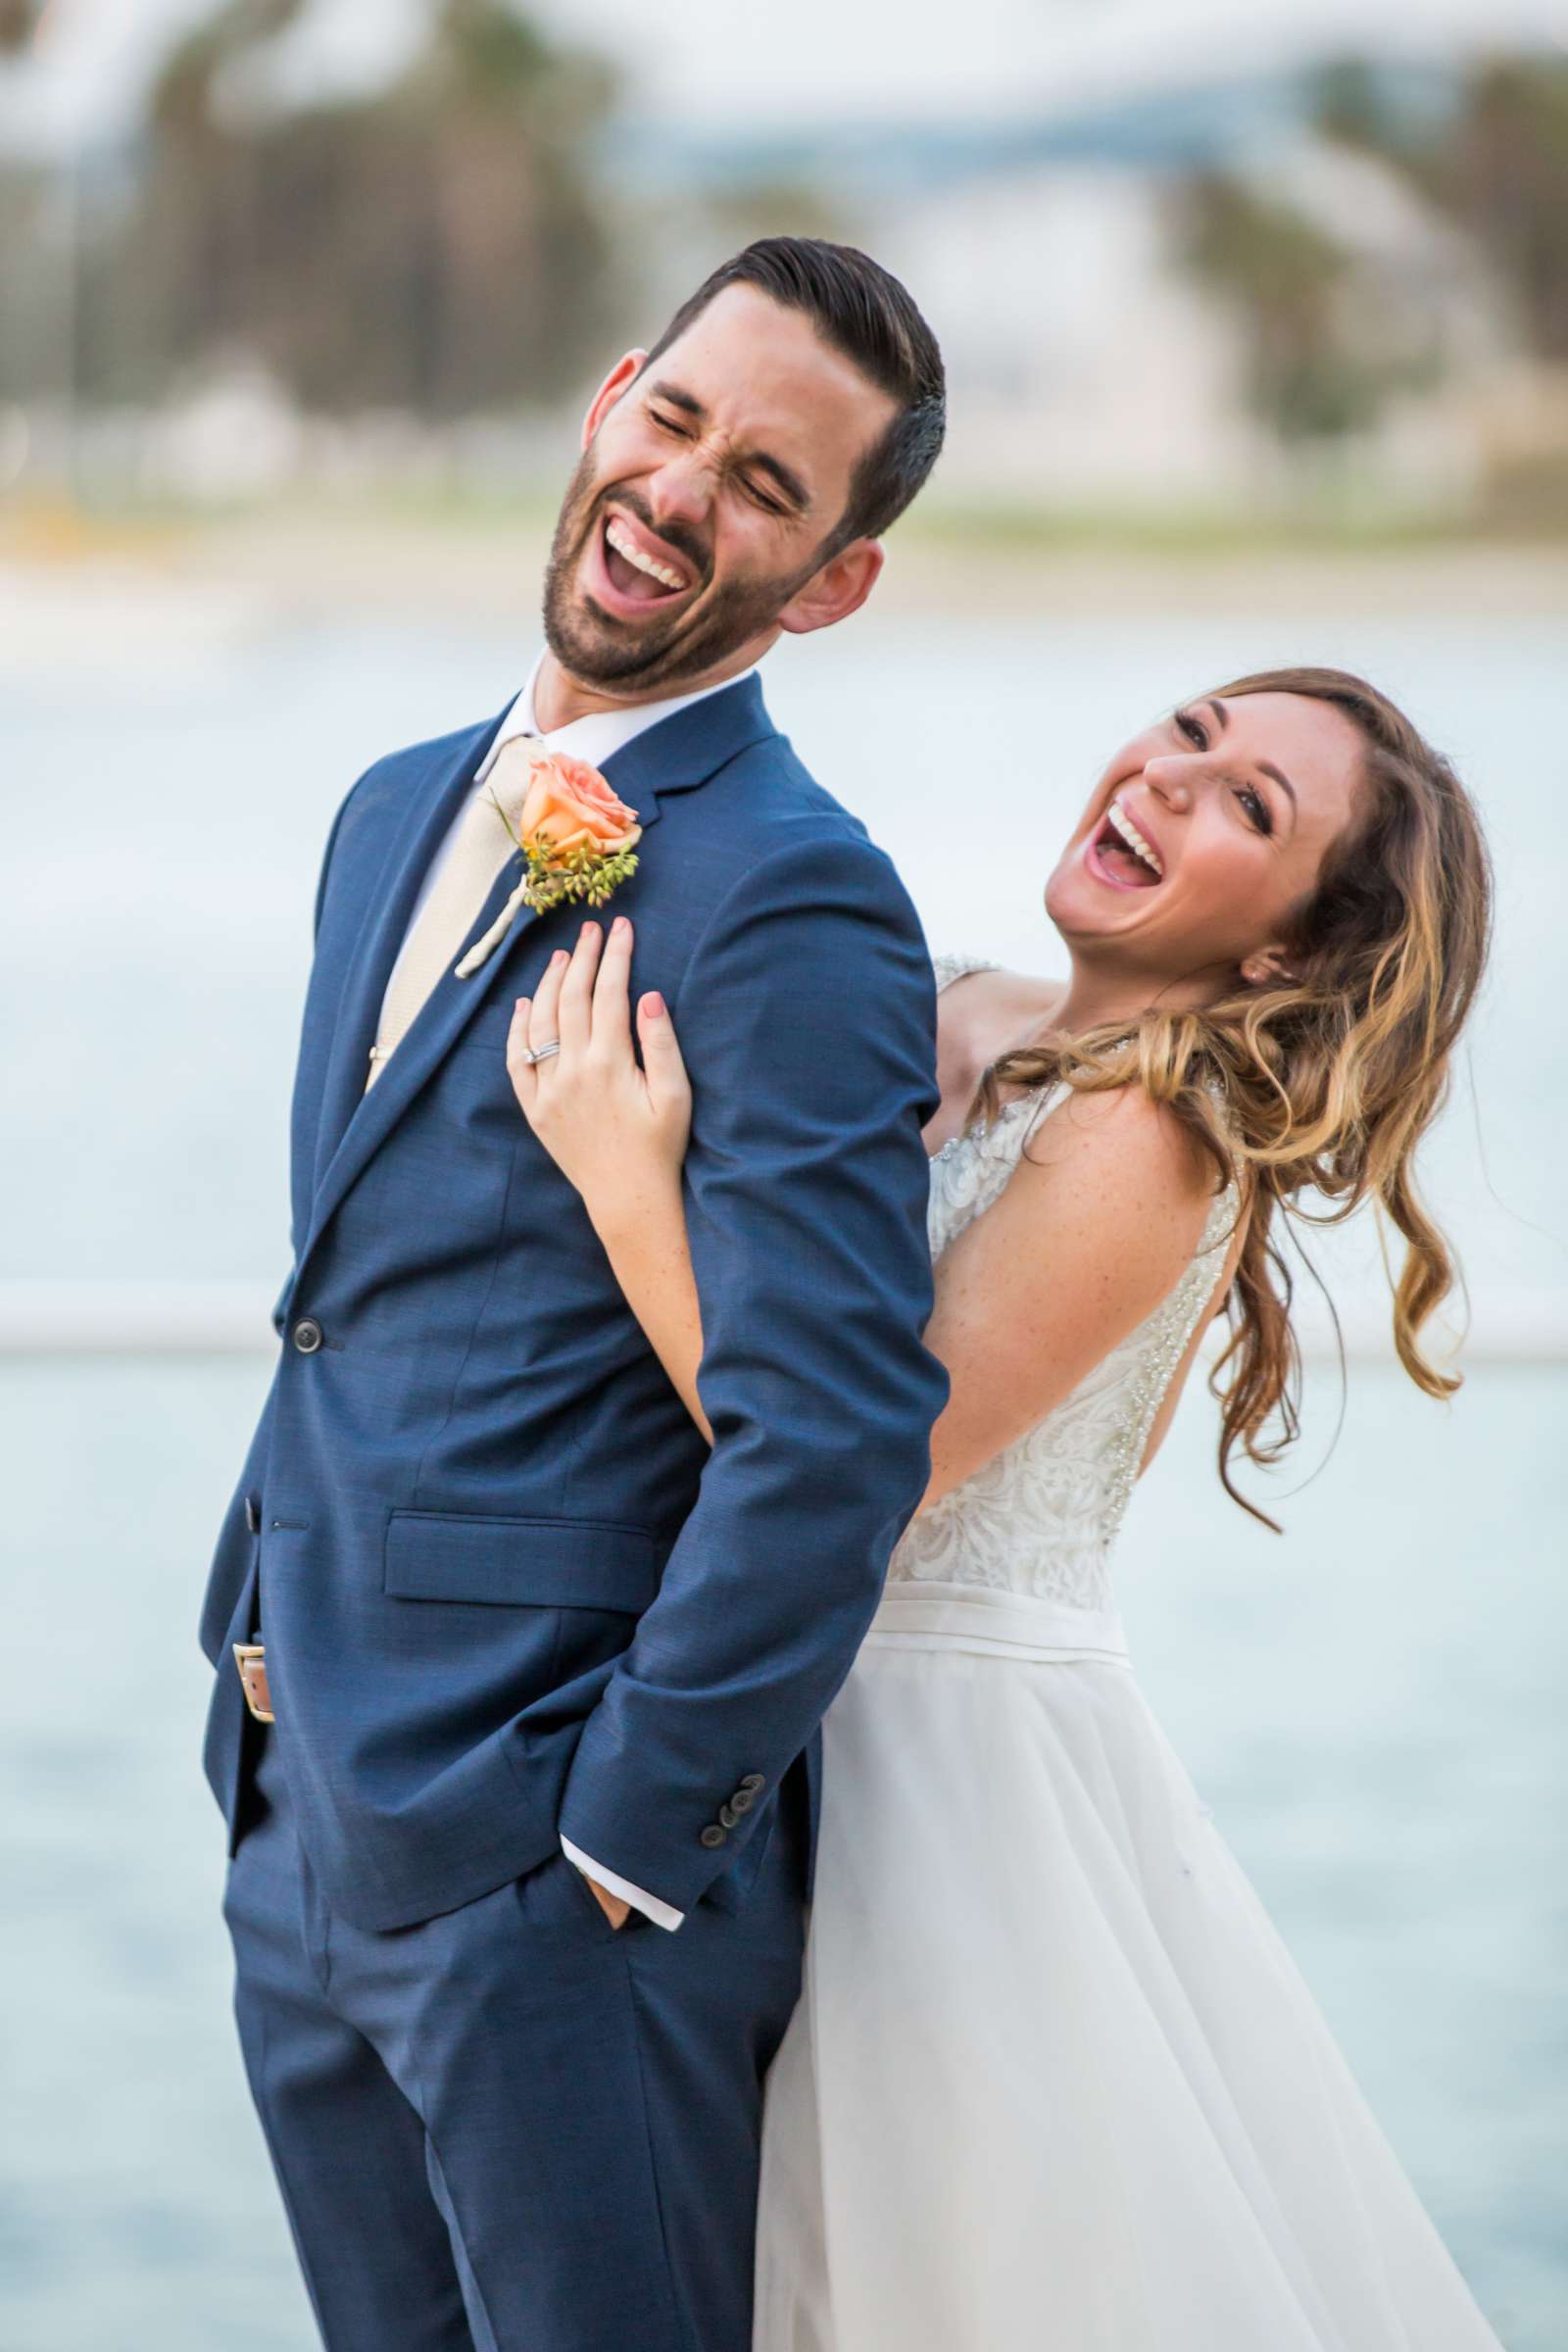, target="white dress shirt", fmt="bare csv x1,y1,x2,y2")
379,651,755,1020
385,650,757,1932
